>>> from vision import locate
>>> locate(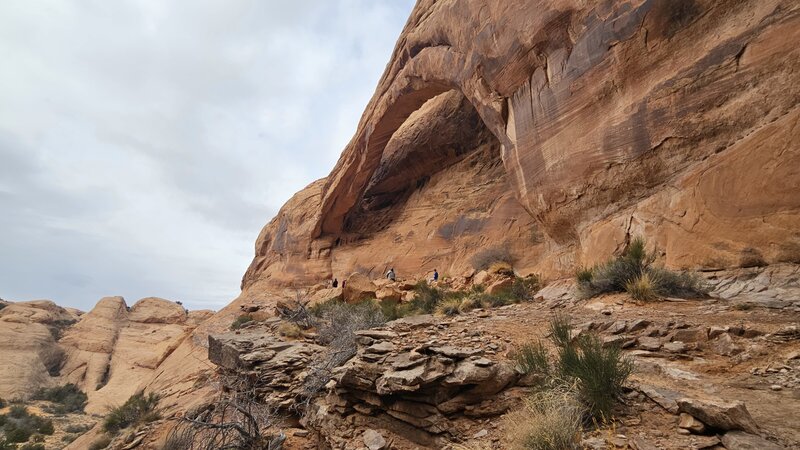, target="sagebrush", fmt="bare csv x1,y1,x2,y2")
576,237,707,300
103,391,160,433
